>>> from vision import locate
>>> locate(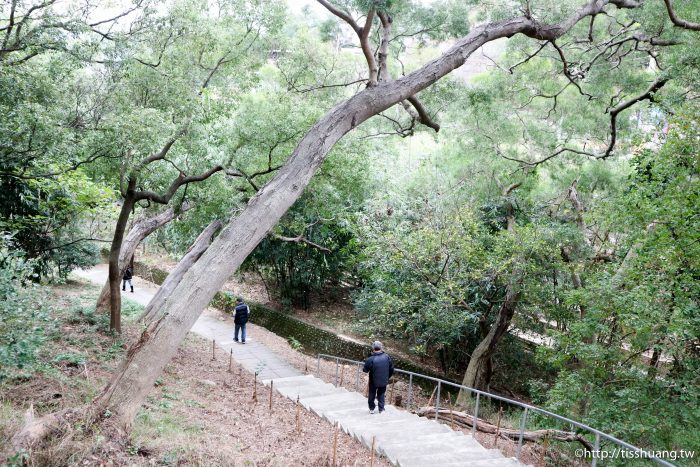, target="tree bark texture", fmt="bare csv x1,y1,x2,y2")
139,220,222,323
107,179,136,334
96,203,193,314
